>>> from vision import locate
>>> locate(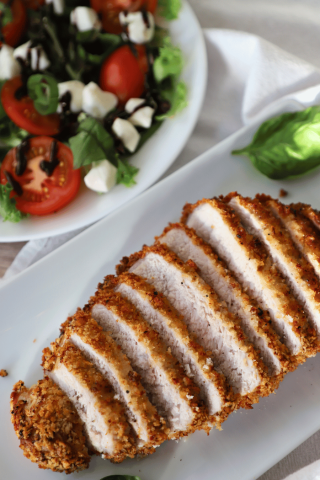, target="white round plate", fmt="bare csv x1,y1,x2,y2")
0,0,207,242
